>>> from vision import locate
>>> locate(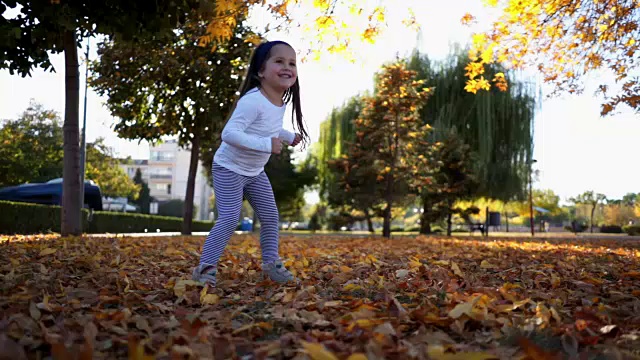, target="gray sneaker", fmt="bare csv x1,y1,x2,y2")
262,260,295,284
192,263,217,287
